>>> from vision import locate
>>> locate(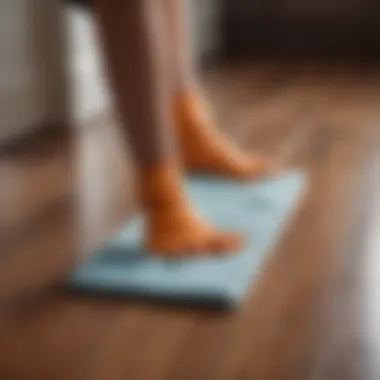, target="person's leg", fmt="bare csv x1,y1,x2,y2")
93,0,242,256
162,0,275,179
